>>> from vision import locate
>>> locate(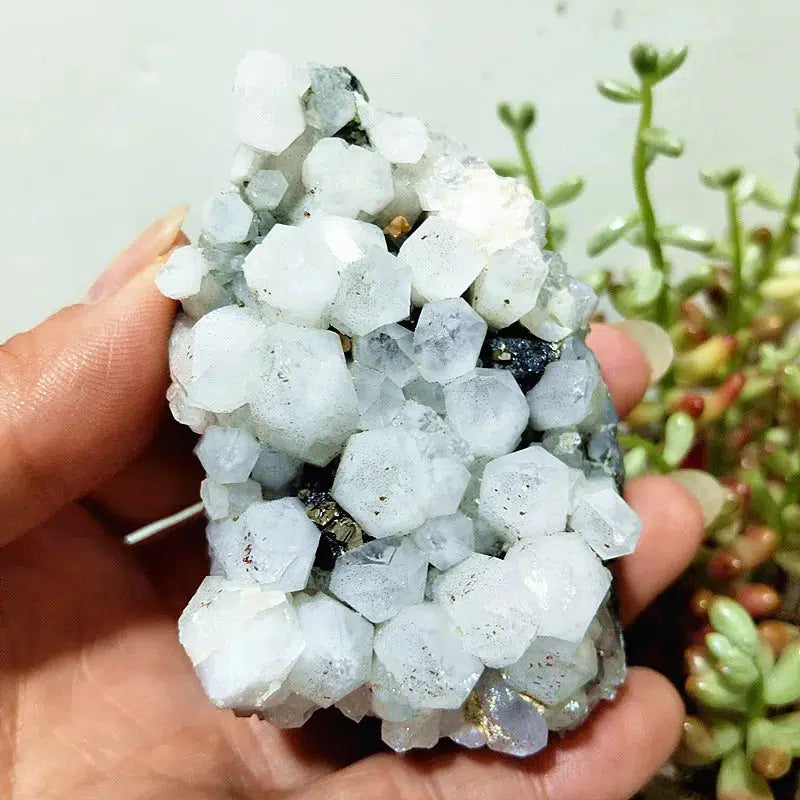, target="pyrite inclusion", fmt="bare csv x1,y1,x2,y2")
164,51,642,756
